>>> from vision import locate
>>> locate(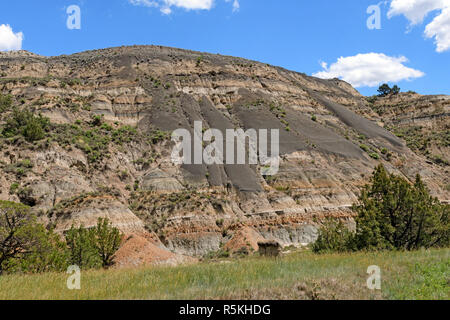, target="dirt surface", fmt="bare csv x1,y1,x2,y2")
114,233,197,268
